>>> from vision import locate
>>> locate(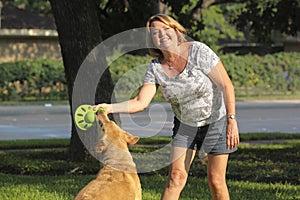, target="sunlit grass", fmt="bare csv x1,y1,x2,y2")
0,135,299,200
0,173,298,200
